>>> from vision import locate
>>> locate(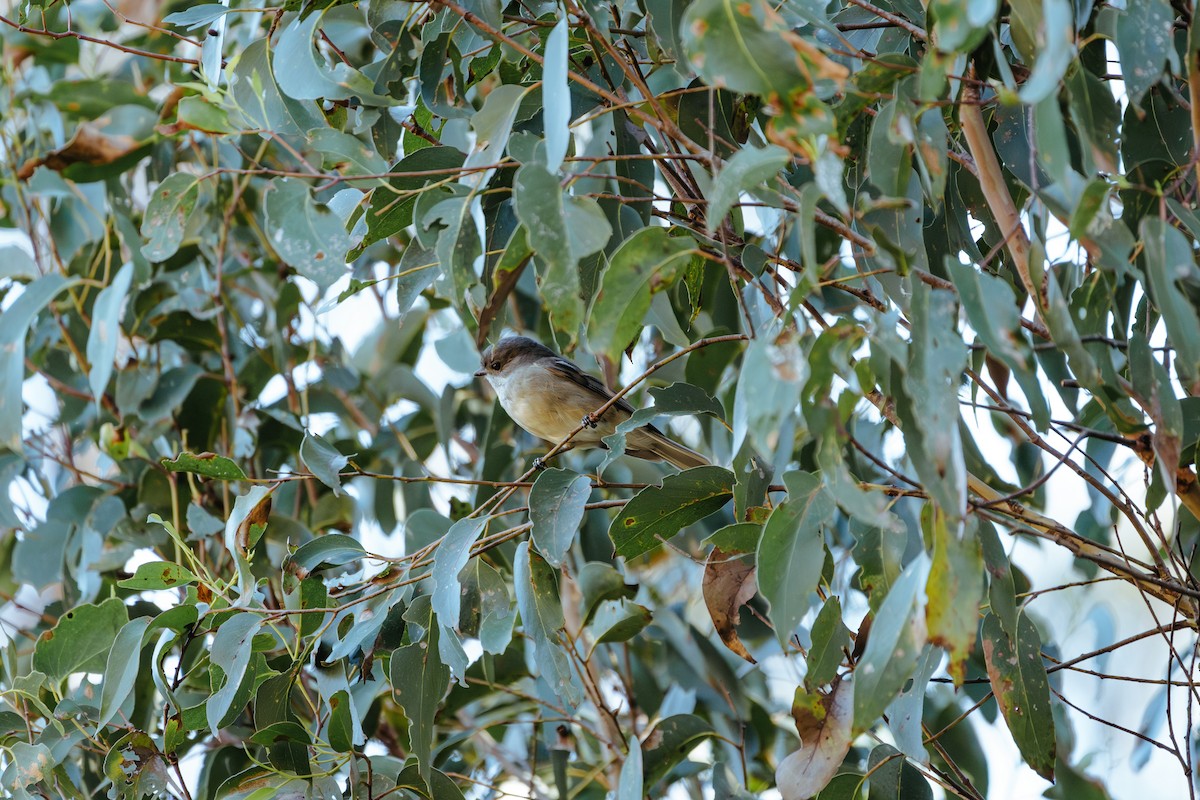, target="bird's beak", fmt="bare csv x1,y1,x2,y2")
474,369,487,378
